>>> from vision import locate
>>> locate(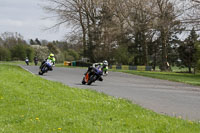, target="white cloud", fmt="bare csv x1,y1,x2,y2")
0,0,68,41
0,19,24,27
